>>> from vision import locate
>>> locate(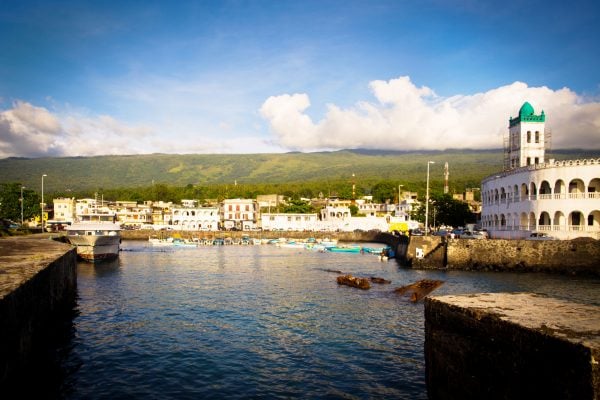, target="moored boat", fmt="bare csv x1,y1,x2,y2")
67,222,121,262
327,245,362,253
